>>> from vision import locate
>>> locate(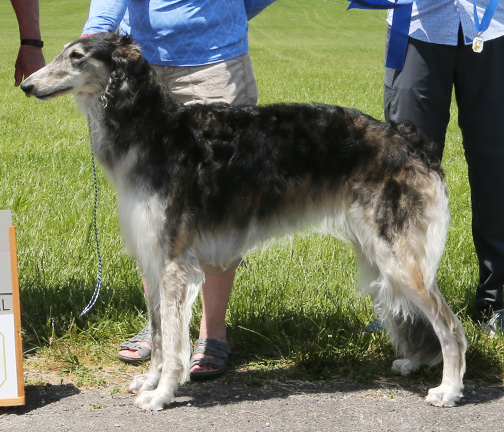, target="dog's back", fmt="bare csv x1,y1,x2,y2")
95,76,444,238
